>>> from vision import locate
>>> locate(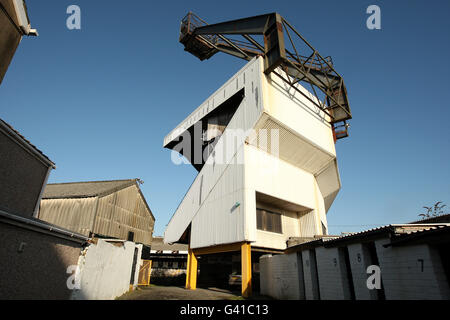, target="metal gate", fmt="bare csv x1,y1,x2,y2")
138,260,152,286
